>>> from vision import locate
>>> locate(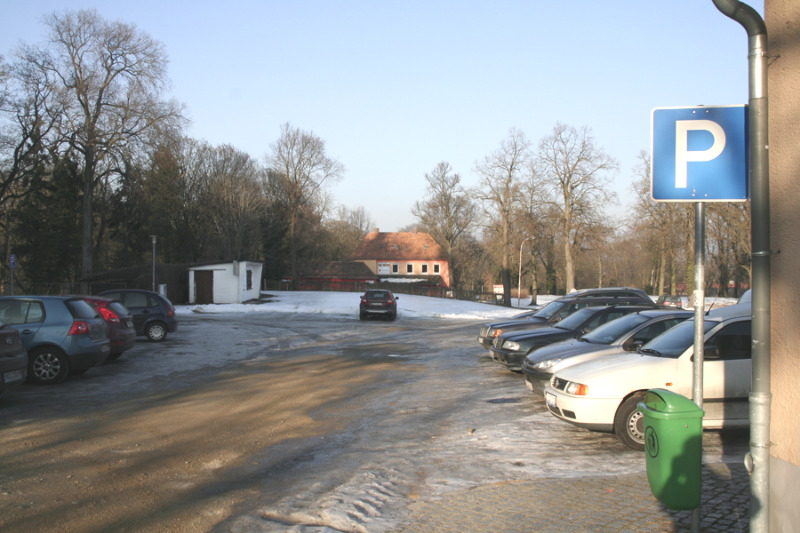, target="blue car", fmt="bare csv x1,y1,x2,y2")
0,296,110,384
